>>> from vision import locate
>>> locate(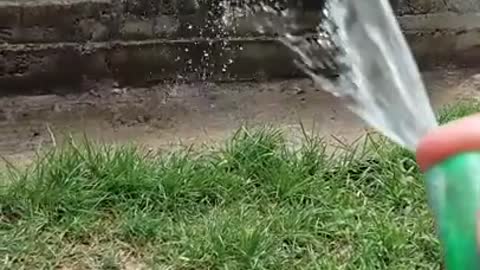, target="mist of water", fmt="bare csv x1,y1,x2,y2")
227,0,439,150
